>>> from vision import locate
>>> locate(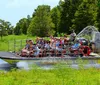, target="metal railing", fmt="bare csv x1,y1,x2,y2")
8,39,27,52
